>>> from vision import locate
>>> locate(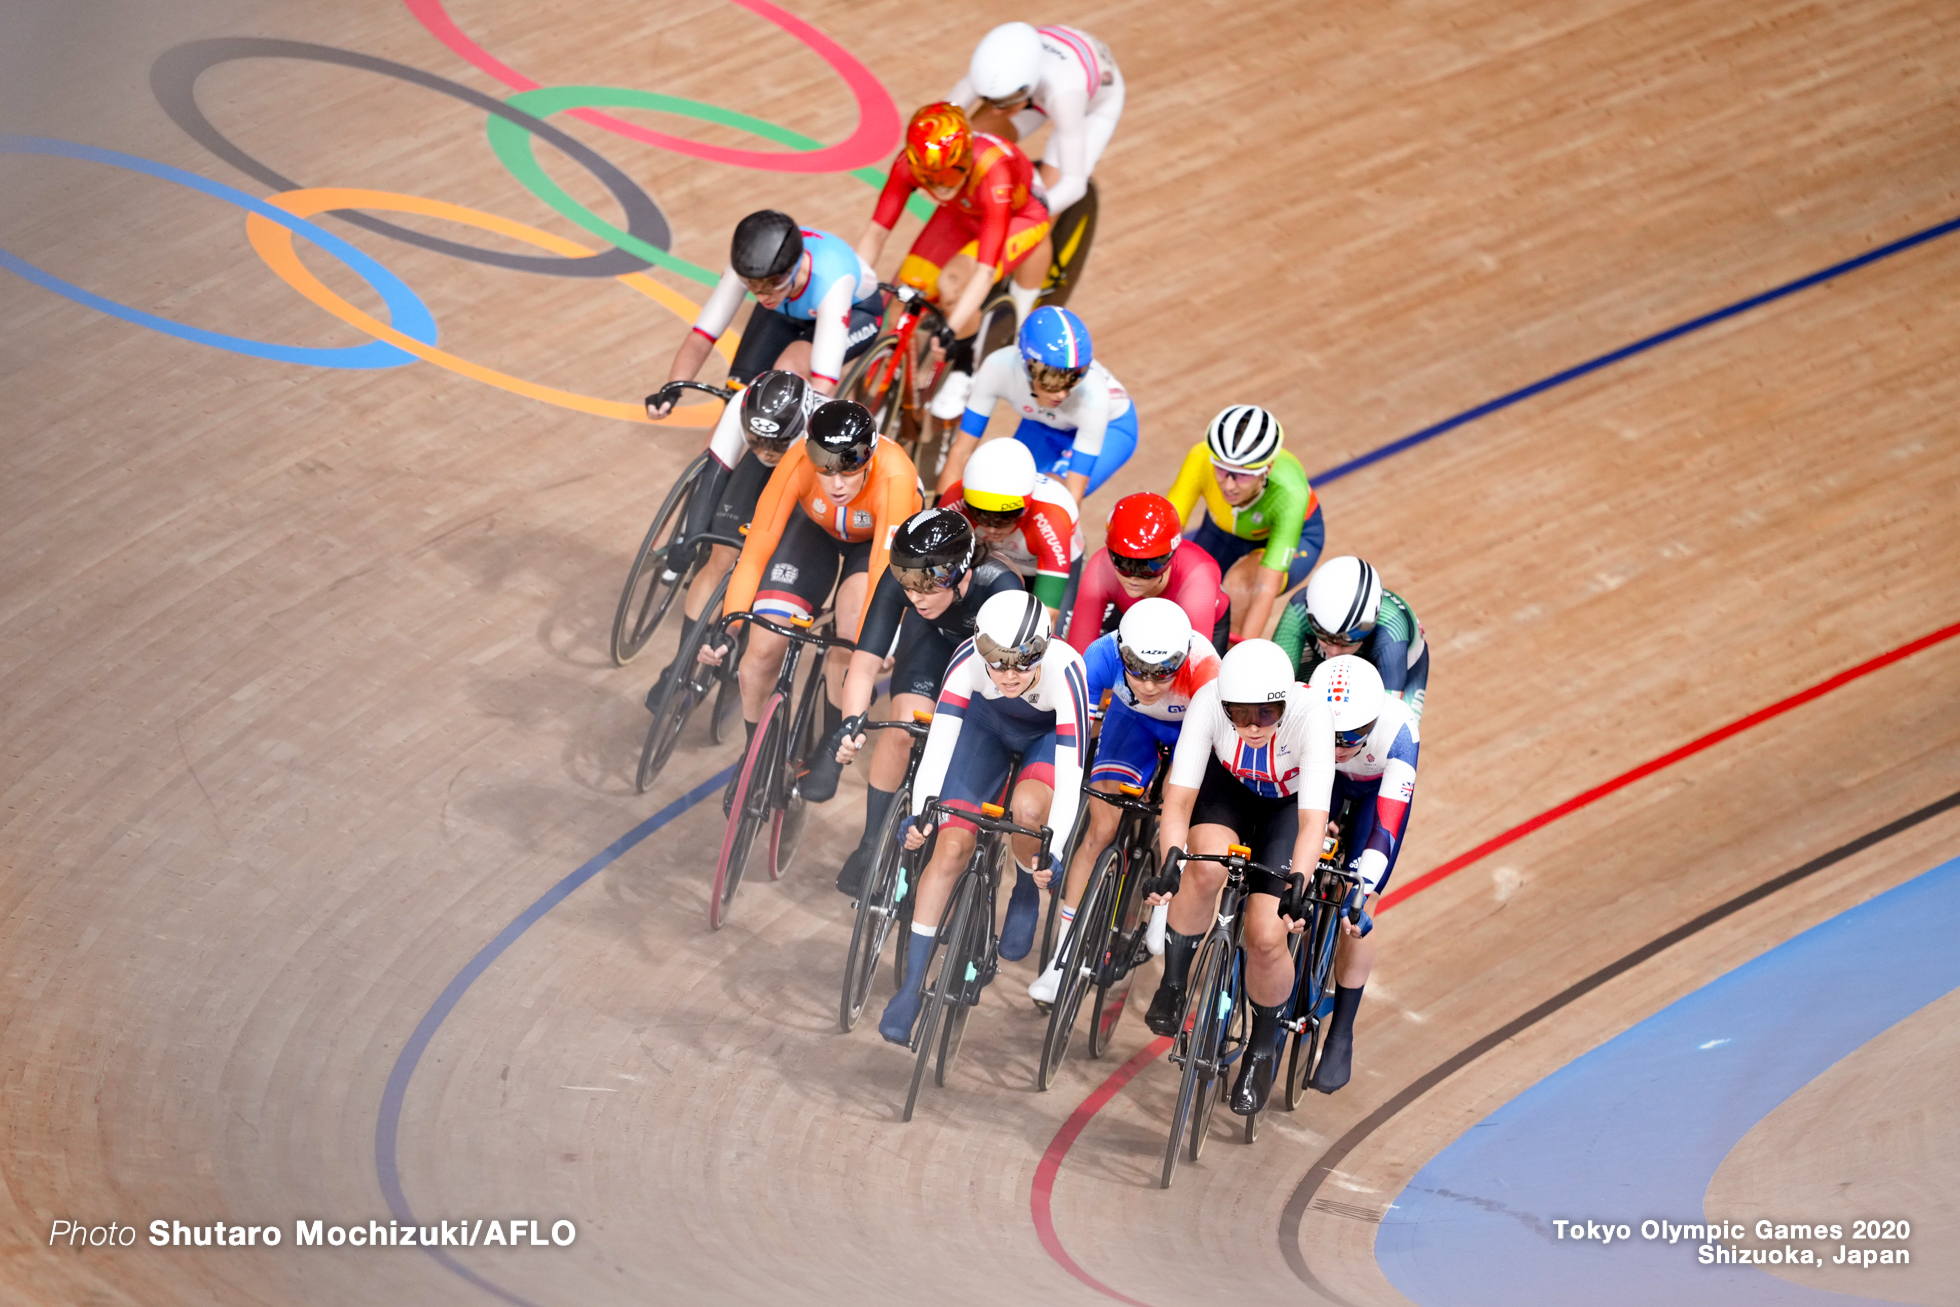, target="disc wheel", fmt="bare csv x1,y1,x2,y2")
1037,180,1098,311
1039,844,1117,1091
1160,933,1227,1189
609,453,710,666
709,690,783,930
840,779,911,1032
903,872,976,1122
